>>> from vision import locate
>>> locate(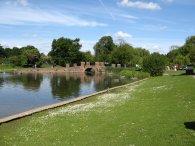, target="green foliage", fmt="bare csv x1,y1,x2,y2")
111,41,150,67
167,36,195,66
0,45,5,58
81,51,94,62
132,47,150,66
143,53,166,76
119,70,150,79
106,67,150,79
0,44,41,67
21,45,40,67
111,43,134,66
49,37,82,66
94,36,115,62
106,67,131,73
8,55,26,66
189,49,195,66
0,64,16,70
